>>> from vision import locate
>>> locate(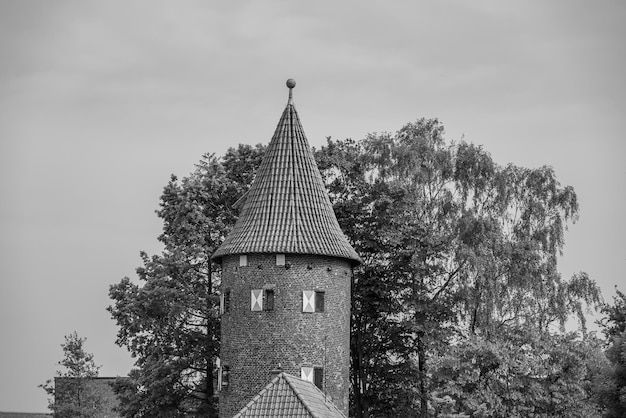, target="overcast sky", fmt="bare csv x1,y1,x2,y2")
1,0,625,413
